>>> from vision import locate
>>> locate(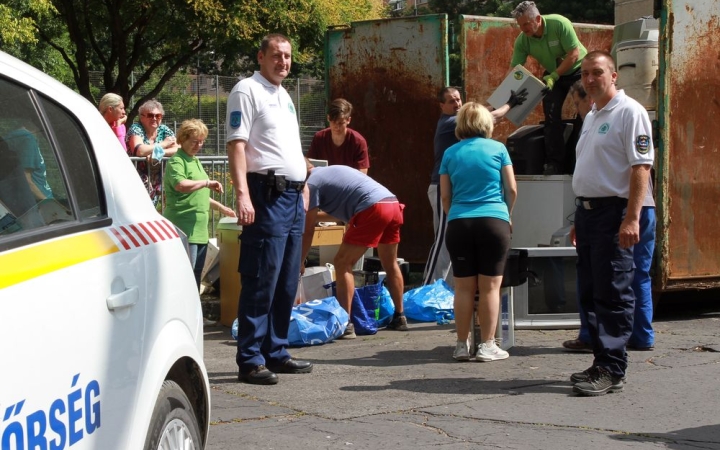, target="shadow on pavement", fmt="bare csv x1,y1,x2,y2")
338,376,572,396
610,423,720,449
